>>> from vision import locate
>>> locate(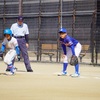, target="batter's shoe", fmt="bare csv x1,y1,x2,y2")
13,68,16,73
58,71,67,76
6,72,15,75
6,68,10,71
70,73,80,77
